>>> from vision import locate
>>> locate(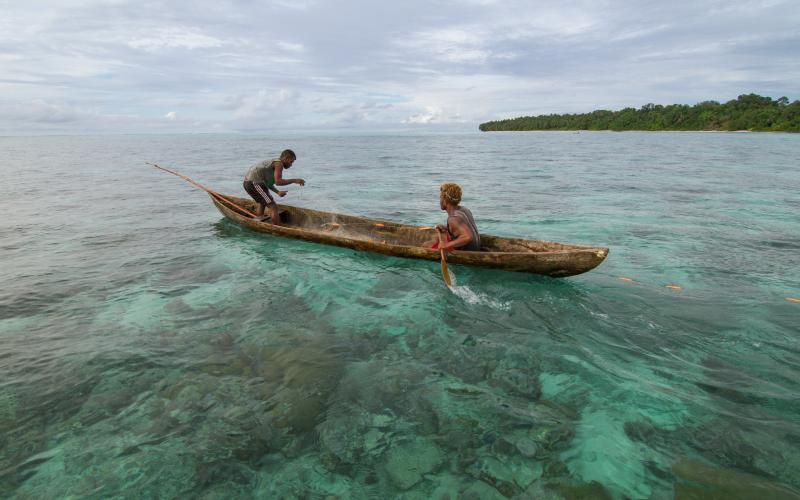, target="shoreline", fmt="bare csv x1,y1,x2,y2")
478,129,800,133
